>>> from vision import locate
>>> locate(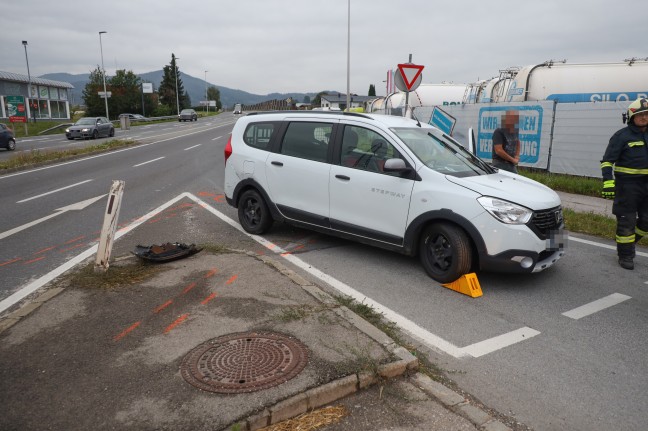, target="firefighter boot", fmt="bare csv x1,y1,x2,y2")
618,256,634,270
